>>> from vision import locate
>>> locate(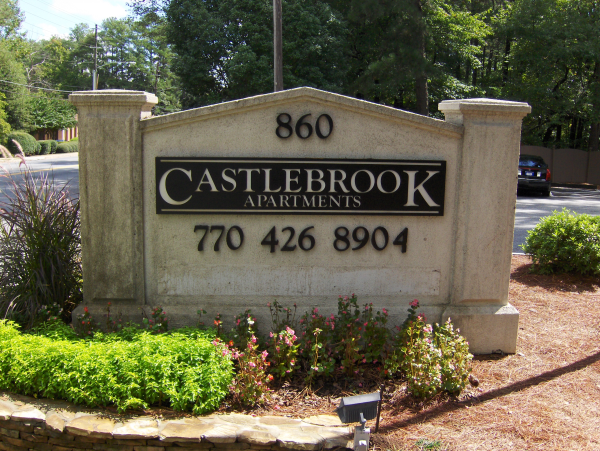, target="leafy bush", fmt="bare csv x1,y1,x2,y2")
385,300,473,398
69,136,78,142
522,209,600,275
143,306,169,333
6,132,40,156
0,165,81,326
221,320,272,407
0,321,233,414
298,295,390,378
56,141,78,153
38,140,58,155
